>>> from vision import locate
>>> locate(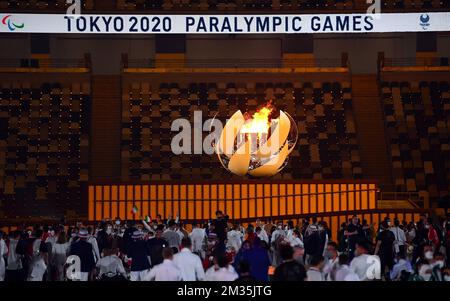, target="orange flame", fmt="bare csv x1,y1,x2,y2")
240,103,274,136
